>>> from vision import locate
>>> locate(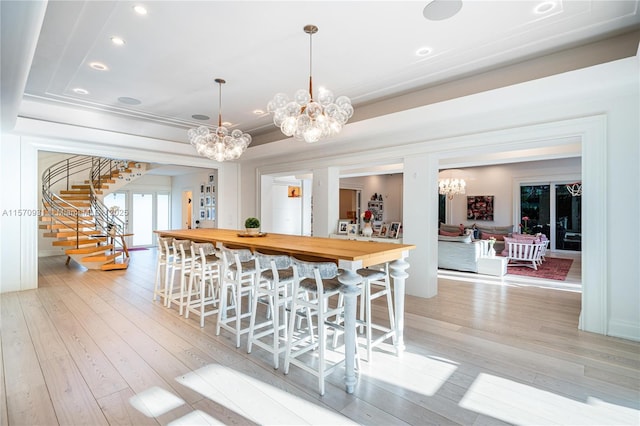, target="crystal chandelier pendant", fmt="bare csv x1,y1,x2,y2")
187,78,252,162
267,25,353,143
